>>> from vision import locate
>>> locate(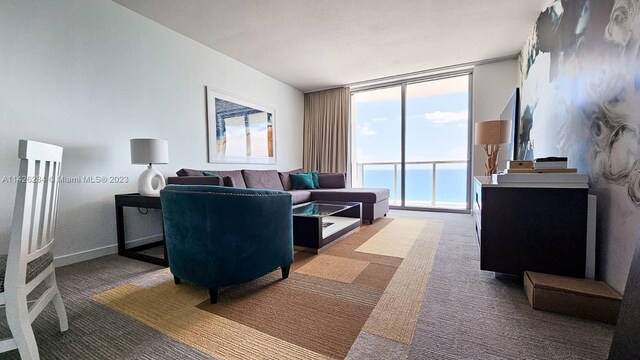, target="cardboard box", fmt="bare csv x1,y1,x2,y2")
524,271,622,324
507,160,534,169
